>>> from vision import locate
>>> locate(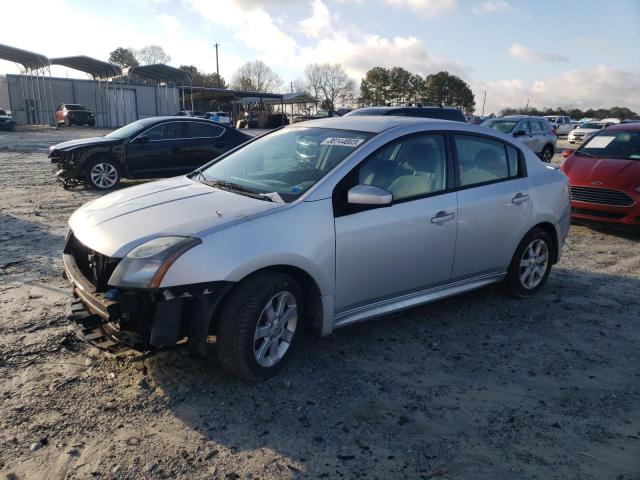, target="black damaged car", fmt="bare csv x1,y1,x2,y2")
49,117,253,189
